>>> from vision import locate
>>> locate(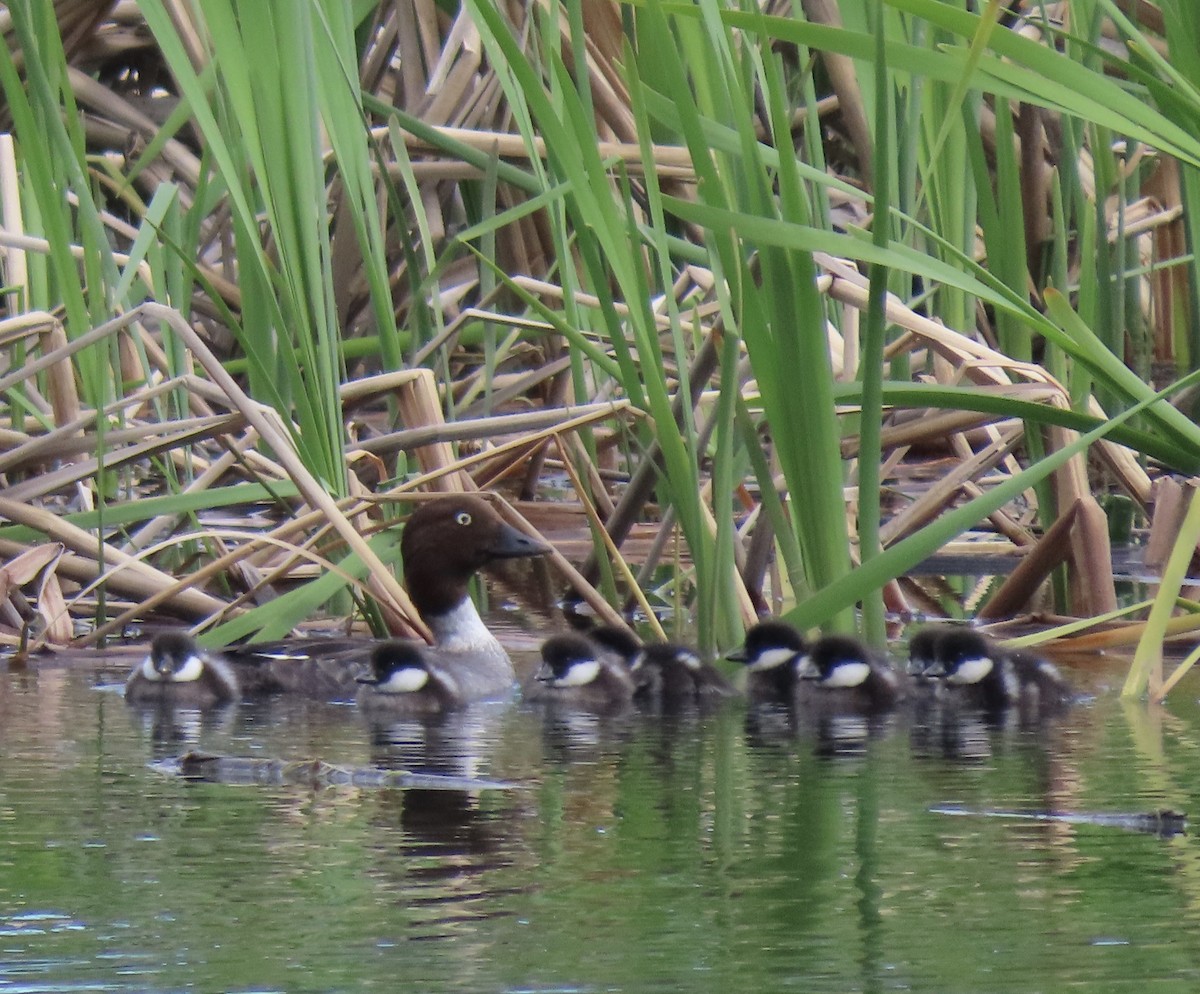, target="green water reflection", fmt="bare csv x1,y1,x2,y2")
2,658,1200,992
